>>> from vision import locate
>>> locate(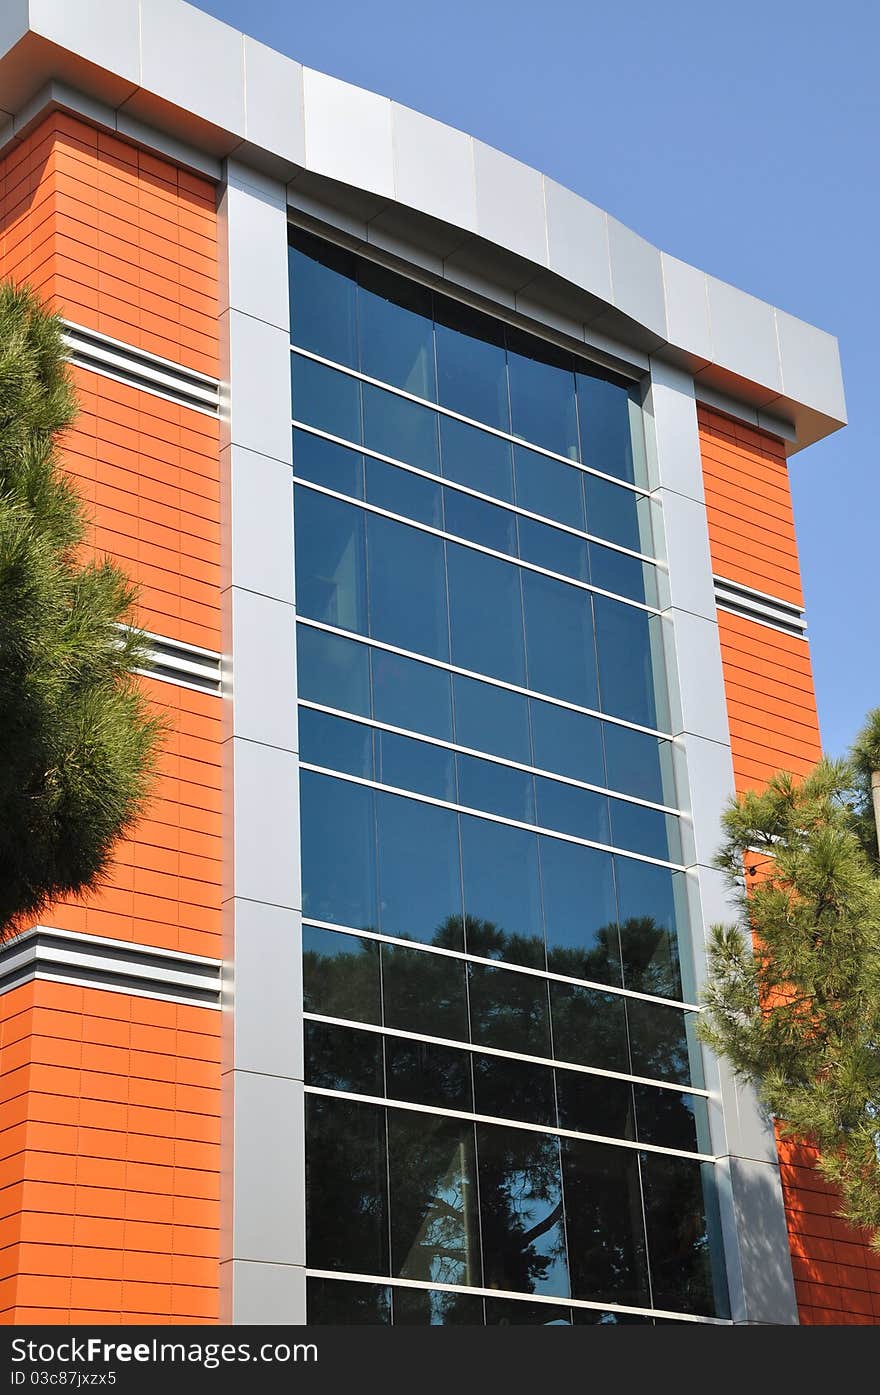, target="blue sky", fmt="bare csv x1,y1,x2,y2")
196,0,877,757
